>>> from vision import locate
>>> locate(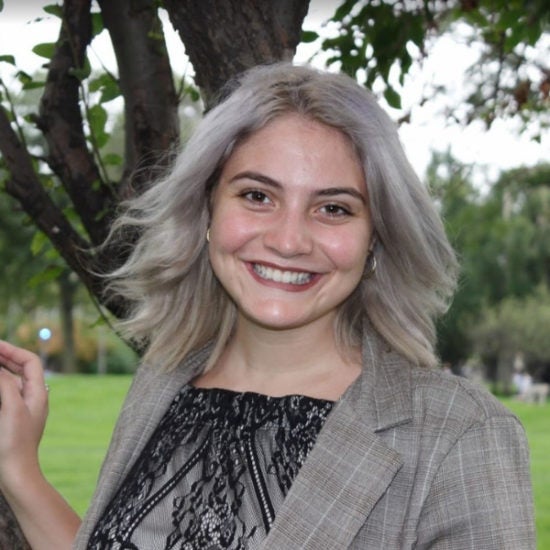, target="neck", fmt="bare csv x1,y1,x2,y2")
193,315,362,399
